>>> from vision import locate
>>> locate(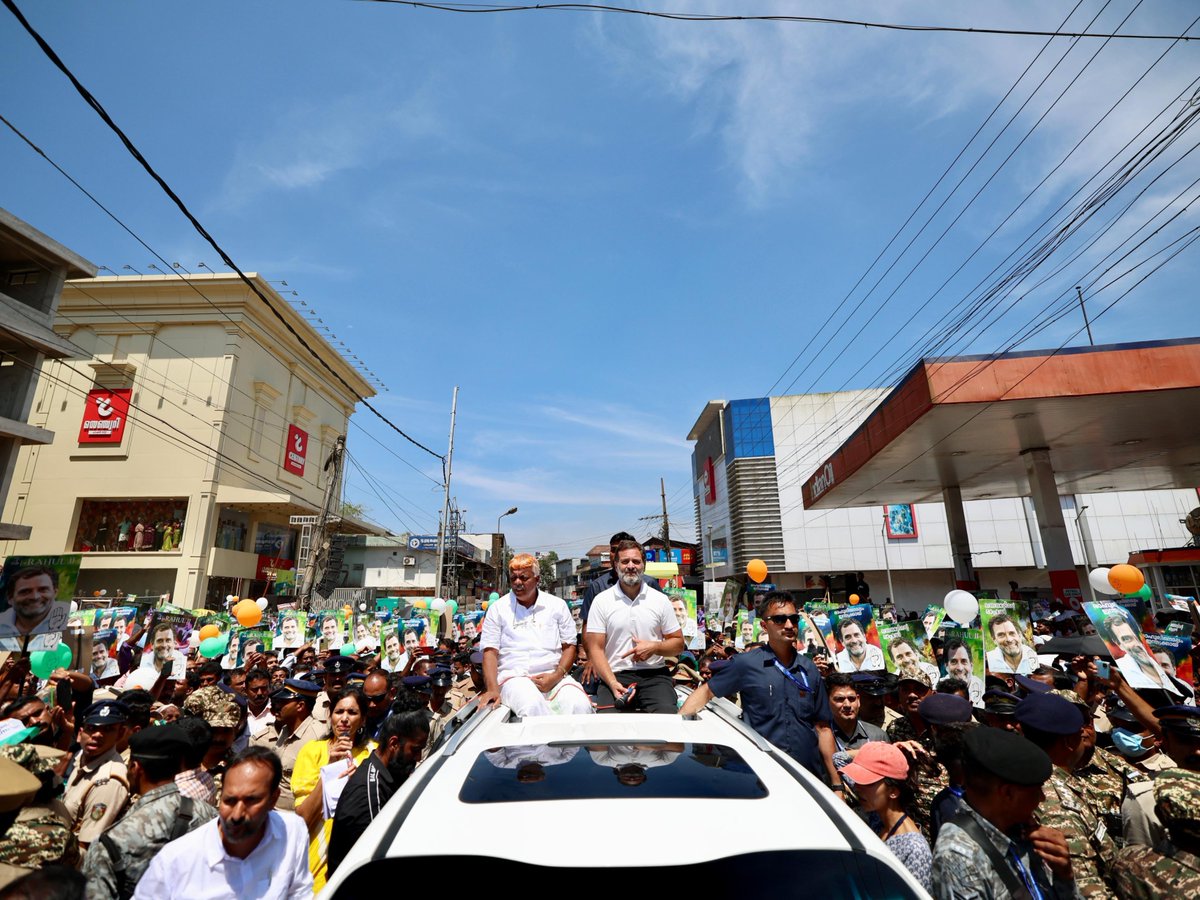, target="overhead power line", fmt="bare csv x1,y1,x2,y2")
2,0,445,467
351,0,1200,41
